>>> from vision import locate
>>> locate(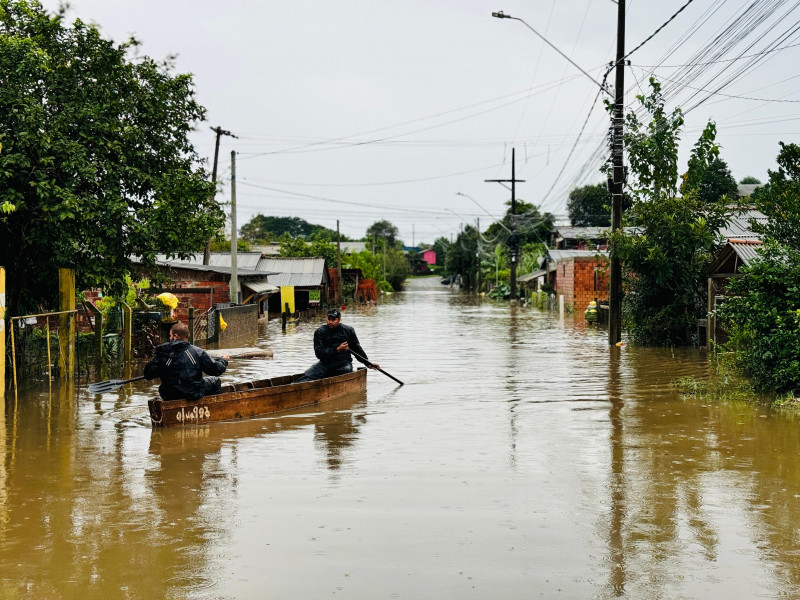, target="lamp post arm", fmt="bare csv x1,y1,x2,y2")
493,12,611,96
